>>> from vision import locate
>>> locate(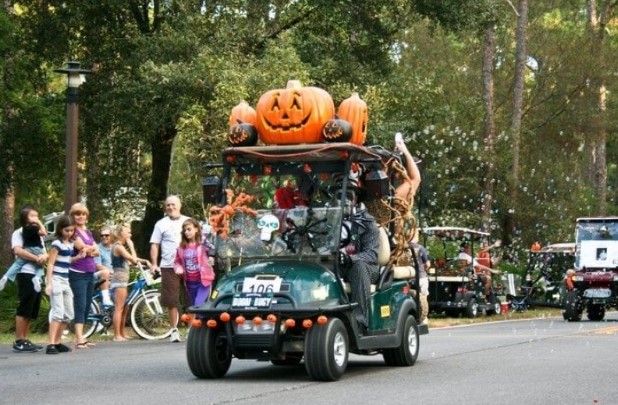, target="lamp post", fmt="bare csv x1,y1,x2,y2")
55,61,91,213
